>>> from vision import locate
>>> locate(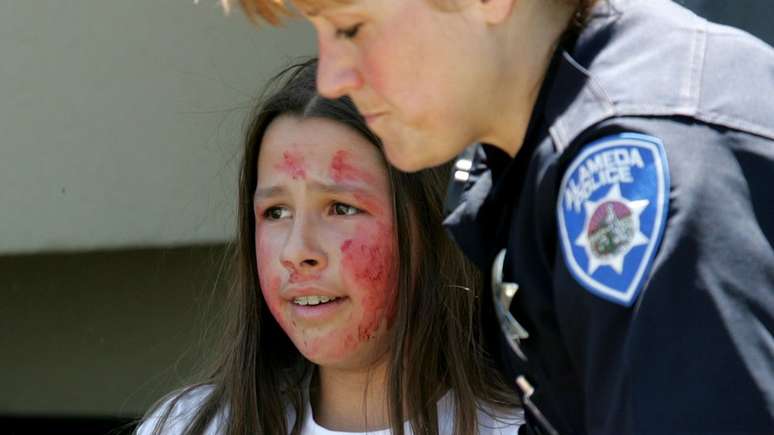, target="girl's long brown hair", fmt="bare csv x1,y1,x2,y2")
143,58,517,435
